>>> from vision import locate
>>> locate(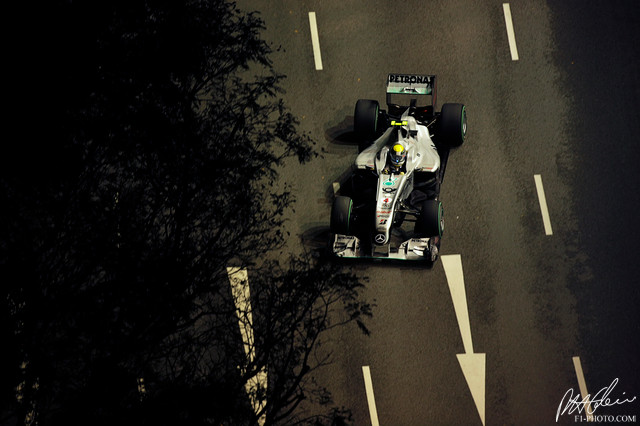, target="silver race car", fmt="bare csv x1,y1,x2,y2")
330,73,466,262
